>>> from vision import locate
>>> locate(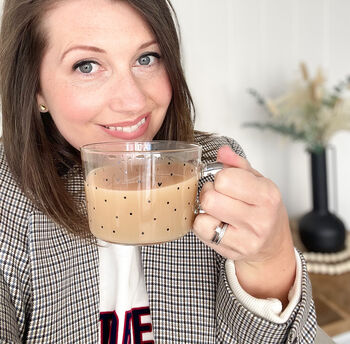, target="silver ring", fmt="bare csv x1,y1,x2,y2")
211,222,228,245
